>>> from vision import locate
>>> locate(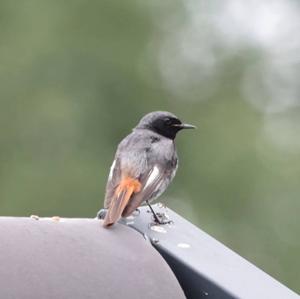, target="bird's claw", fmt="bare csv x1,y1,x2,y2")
152,212,173,225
